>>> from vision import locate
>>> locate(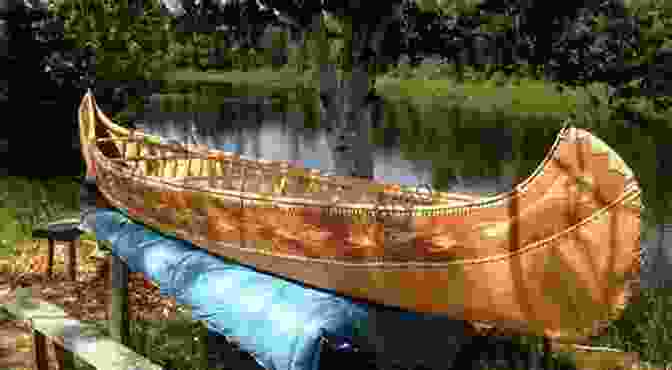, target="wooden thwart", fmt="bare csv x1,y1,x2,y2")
1,295,163,370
